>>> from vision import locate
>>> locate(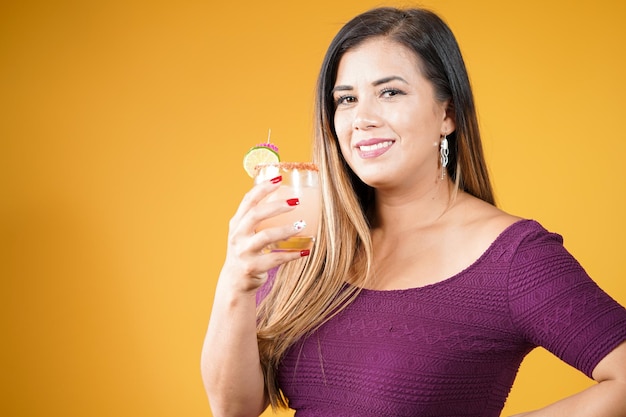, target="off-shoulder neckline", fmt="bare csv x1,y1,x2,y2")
353,219,540,294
